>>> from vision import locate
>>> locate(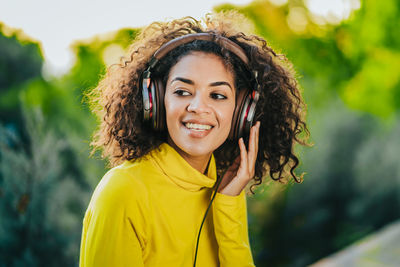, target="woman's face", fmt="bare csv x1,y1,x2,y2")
164,51,236,162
